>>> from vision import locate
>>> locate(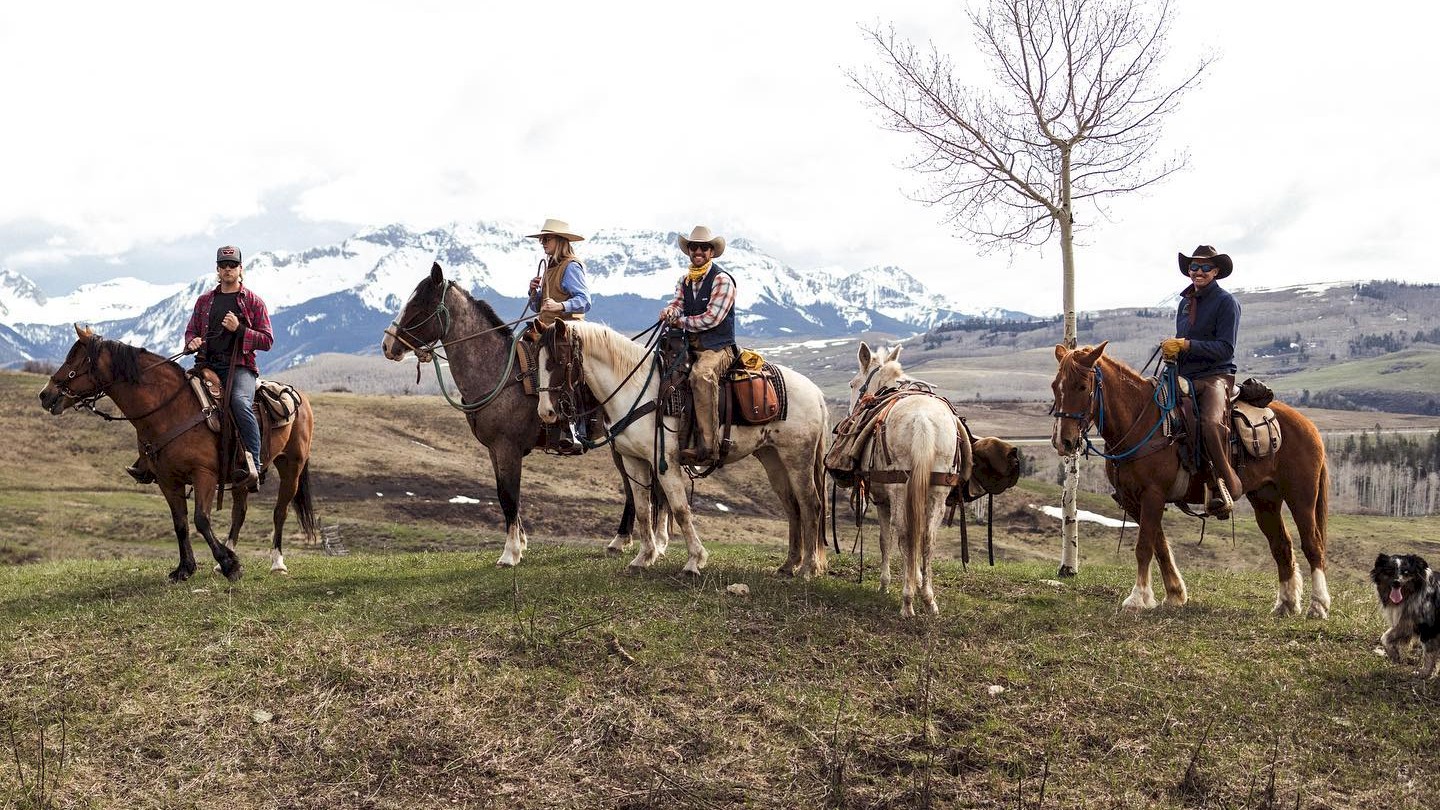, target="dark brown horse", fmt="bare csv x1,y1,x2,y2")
39,326,317,581
381,263,642,567
1050,342,1331,617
